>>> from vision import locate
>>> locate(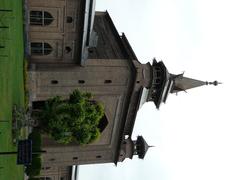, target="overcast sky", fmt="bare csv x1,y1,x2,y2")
78,0,240,180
